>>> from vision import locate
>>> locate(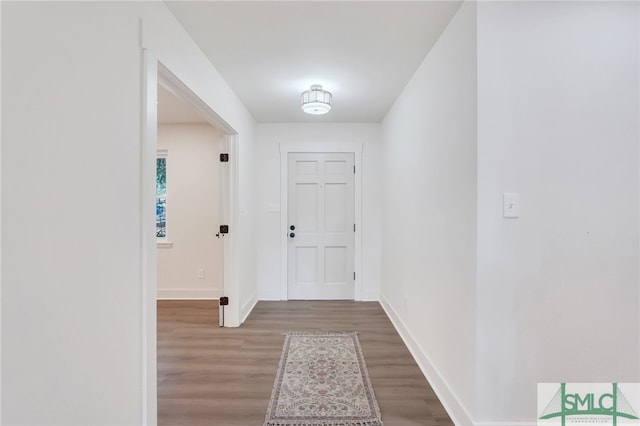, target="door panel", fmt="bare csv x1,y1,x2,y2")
325,183,348,232
295,184,318,232
295,247,317,283
325,246,347,283
295,160,318,175
288,152,355,300
325,160,347,175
